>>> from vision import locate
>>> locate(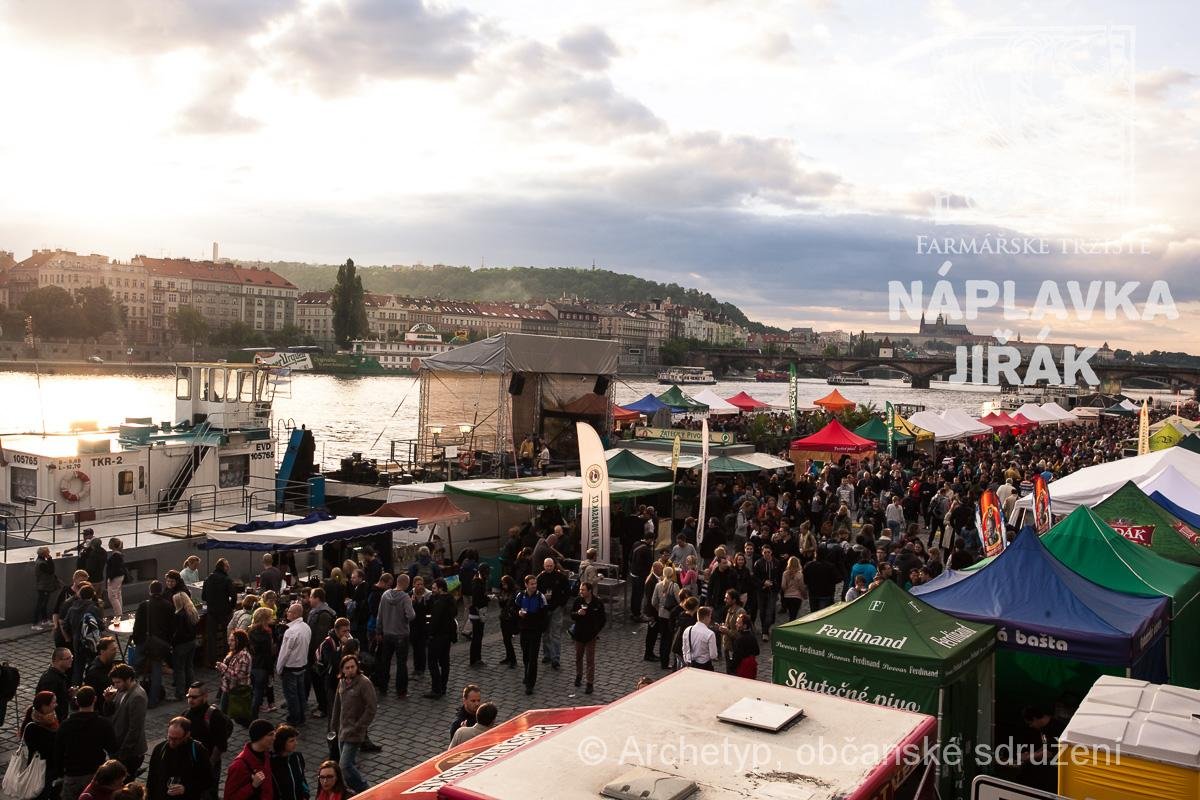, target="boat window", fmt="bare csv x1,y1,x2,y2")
138,466,145,489
219,454,250,488
207,368,226,402
176,370,191,401
117,470,134,496
10,467,36,503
